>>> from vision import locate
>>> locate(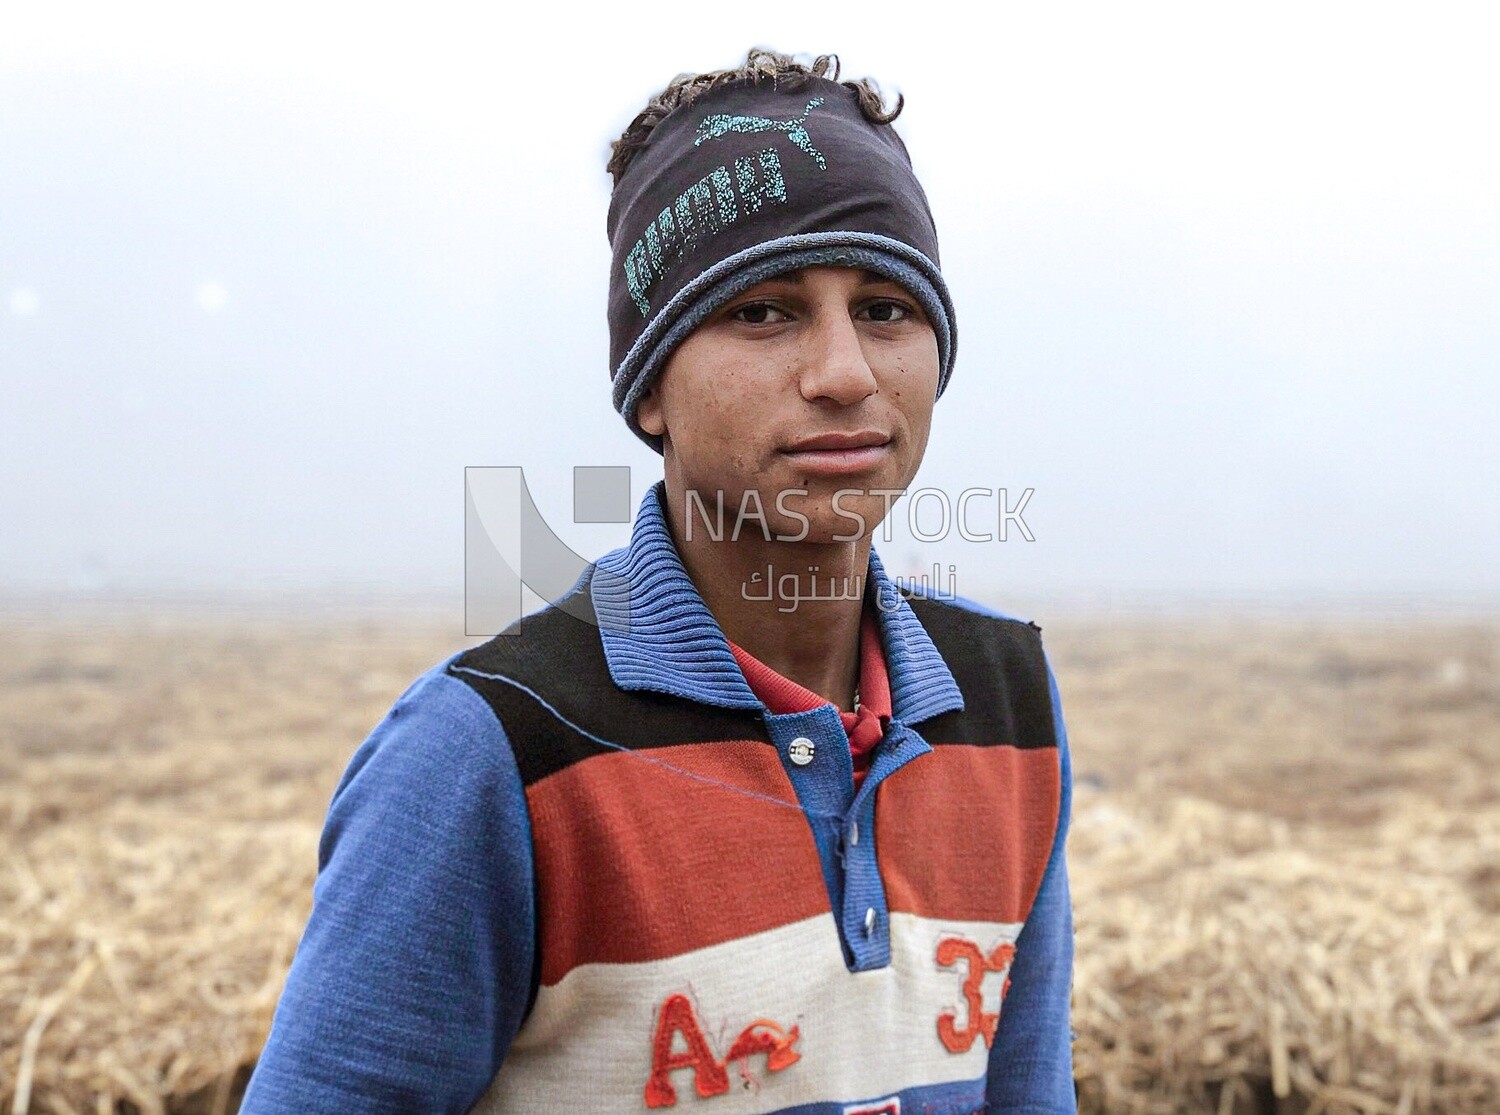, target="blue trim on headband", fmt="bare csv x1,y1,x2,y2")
611,231,957,453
